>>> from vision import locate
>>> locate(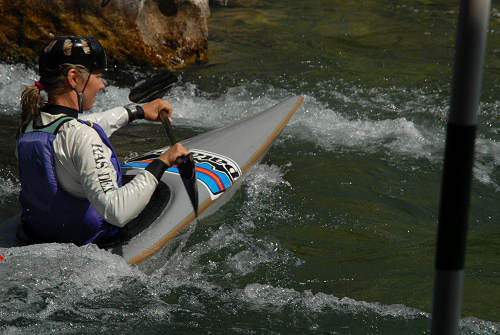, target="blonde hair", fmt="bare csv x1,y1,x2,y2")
18,64,89,137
